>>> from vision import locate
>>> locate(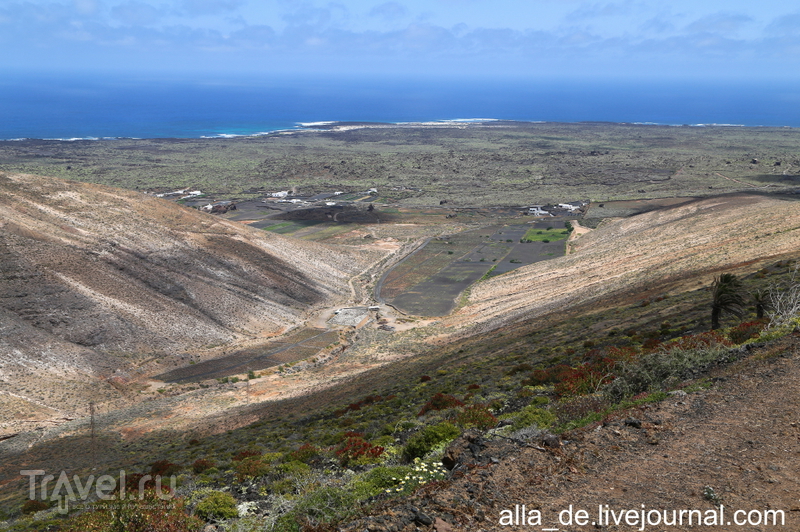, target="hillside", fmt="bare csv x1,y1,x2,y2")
3,180,800,530
448,194,800,335
342,334,800,532
0,172,380,427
